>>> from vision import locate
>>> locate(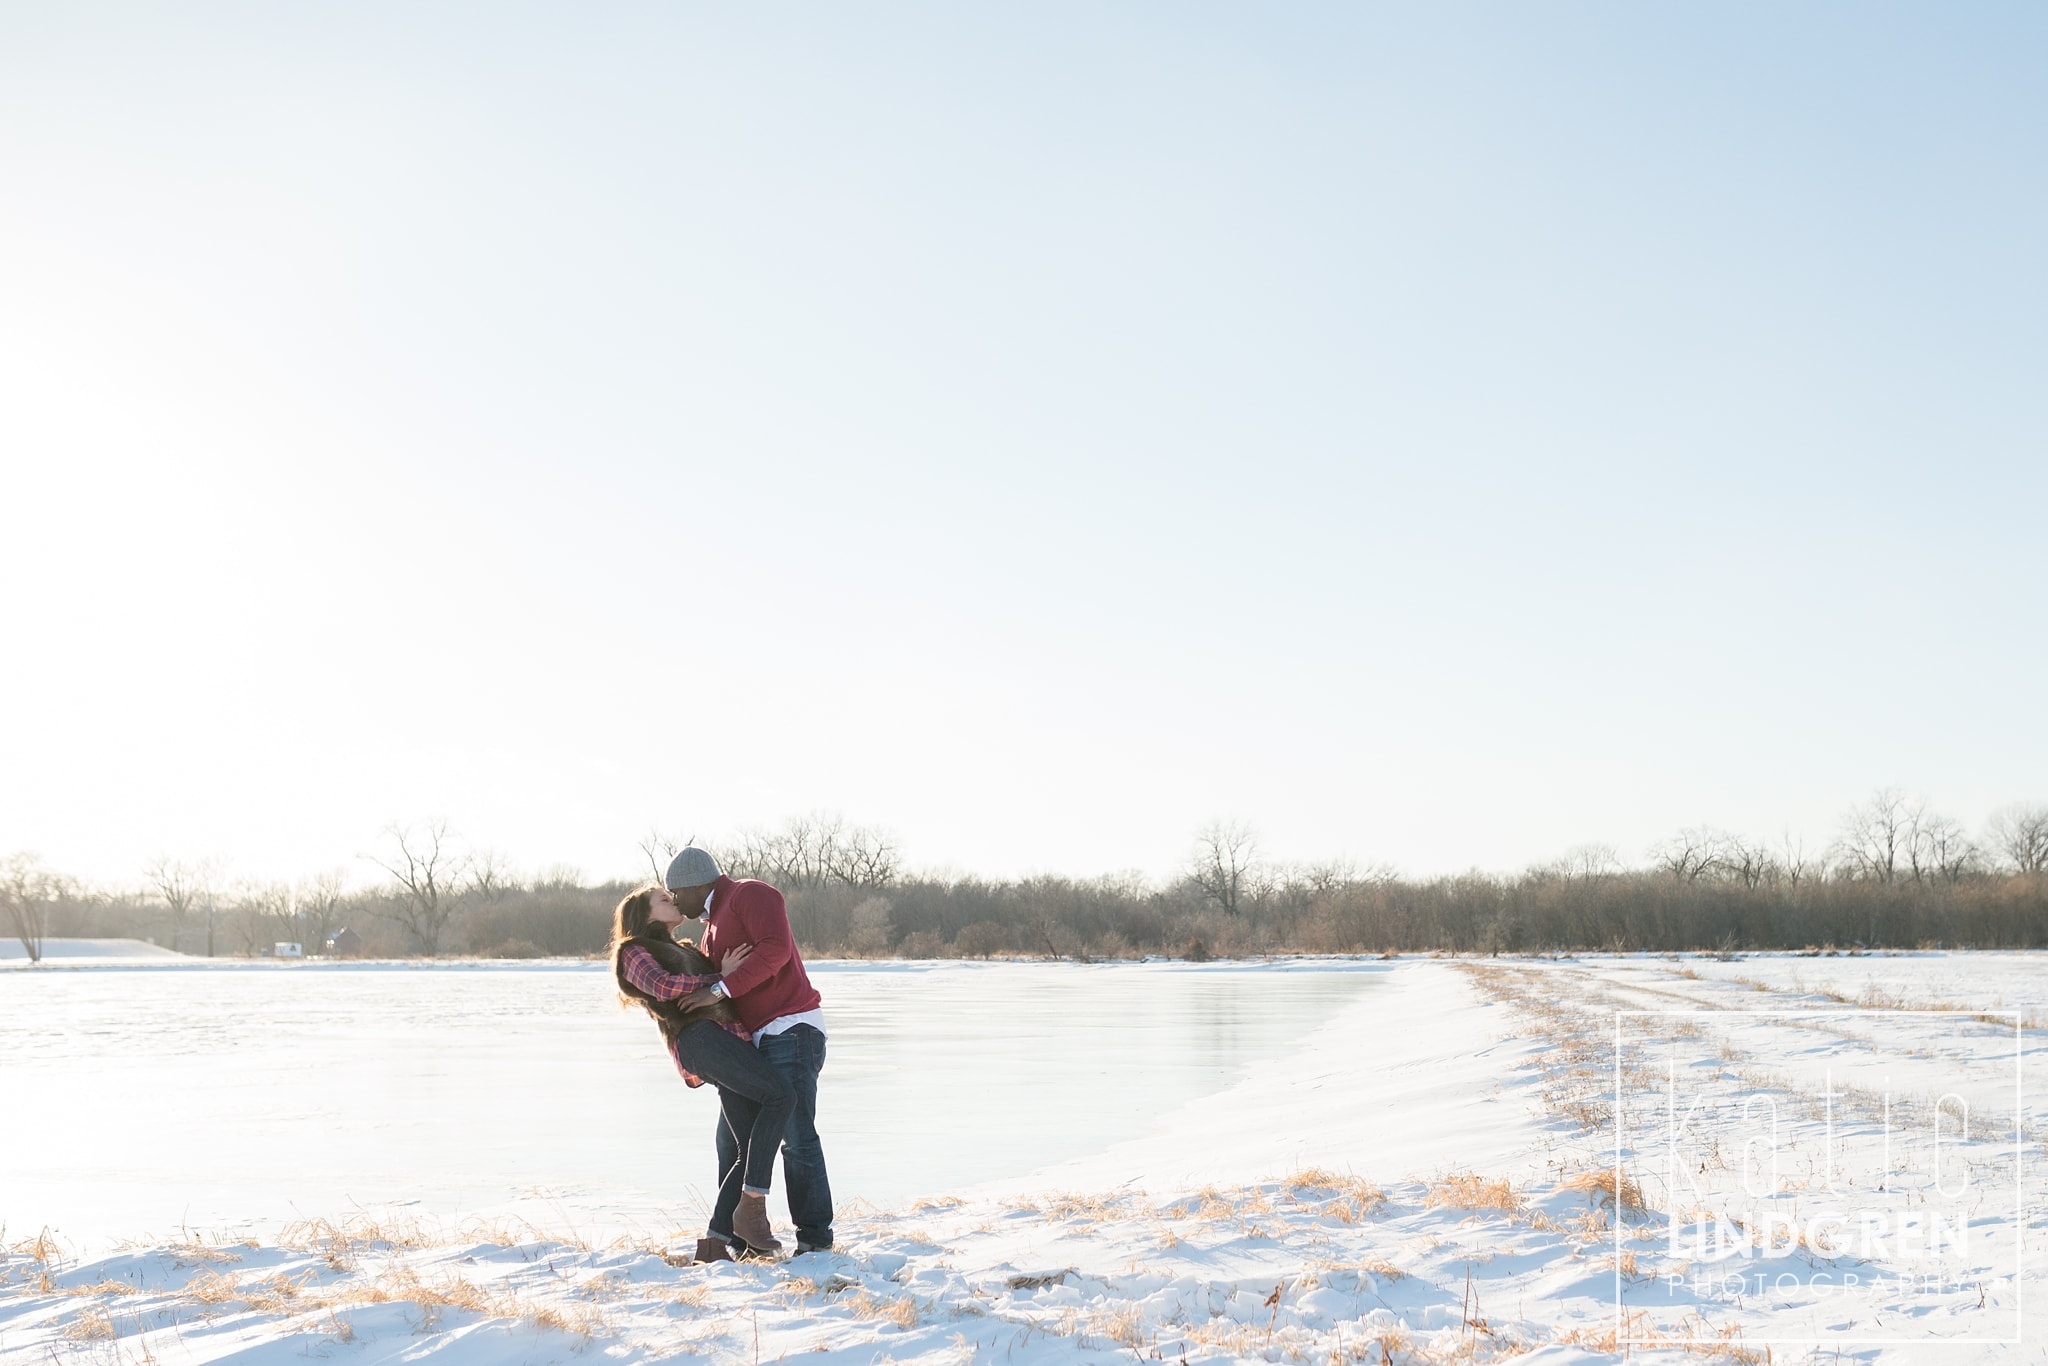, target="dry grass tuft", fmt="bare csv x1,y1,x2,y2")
466,1216,562,1249
184,1269,243,1305
1561,1168,1647,1214
1599,1249,1641,1279
138,1251,617,1344
1427,1171,1521,1215
1561,1308,1768,1362
1372,1325,1415,1359
63,1305,118,1341
843,1288,920,1328
1182,1317,1264,1356
1179,1188,1236,1223
10,1228,62,1265
246,1271,319,1314
278,1214,447,1273
577,1270,632,1303
1287,1168,1386,1222
281,1215,432,1257
342,1265,611,1337
531,1301,610,1338
1035,1192,1125,1222
1088,1300,1147,1348
380,1267,494,1315
58,1278,139,1298
166,1237,243,1267
1166,1184,1274,1228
